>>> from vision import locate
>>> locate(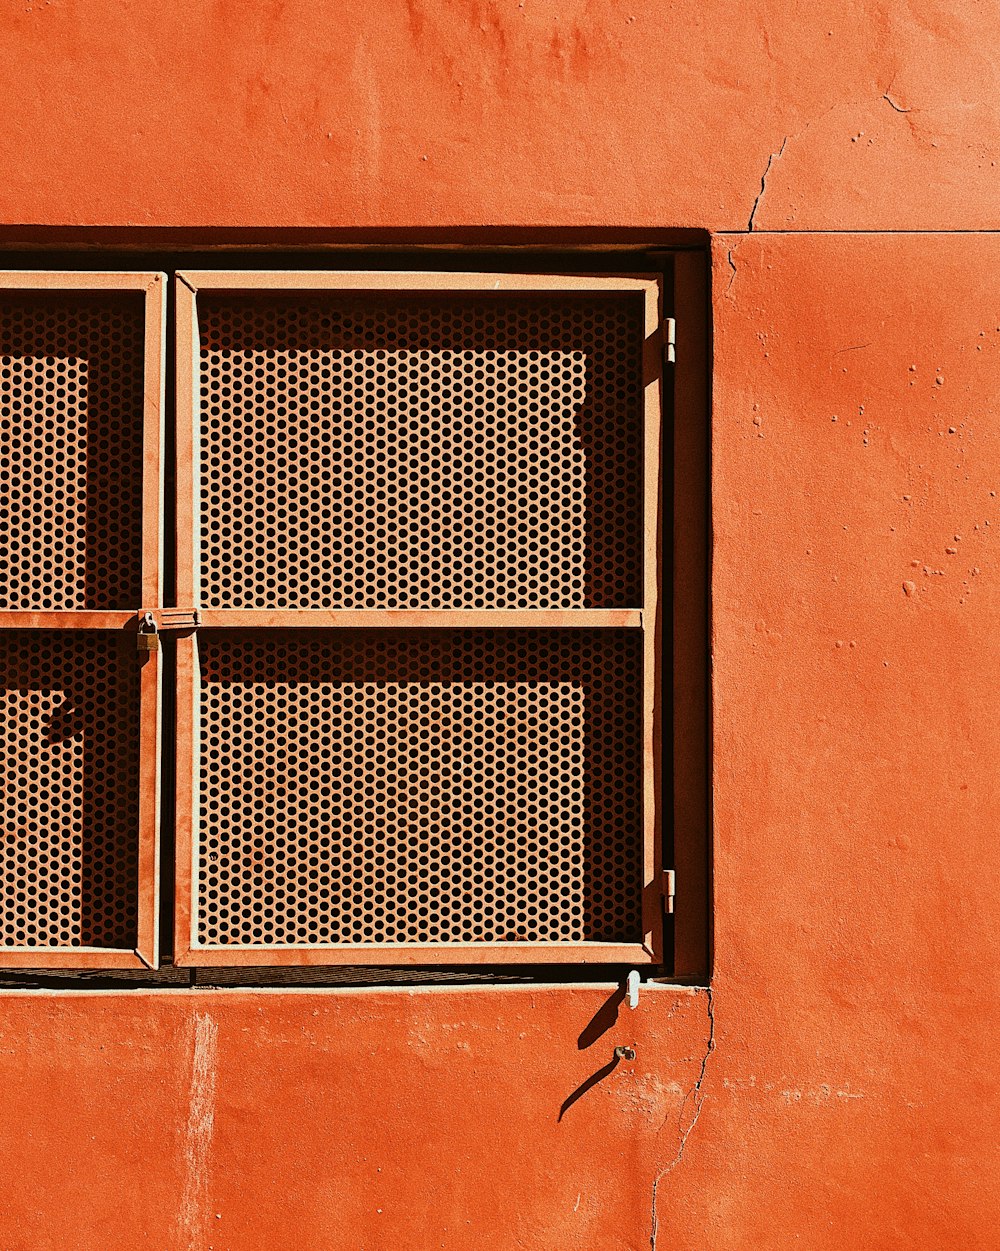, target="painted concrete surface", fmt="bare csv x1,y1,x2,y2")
702,232,1000,1250
0,987,711,1251
1,4,999,1248
0,0,996,230
3,235,998,1248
